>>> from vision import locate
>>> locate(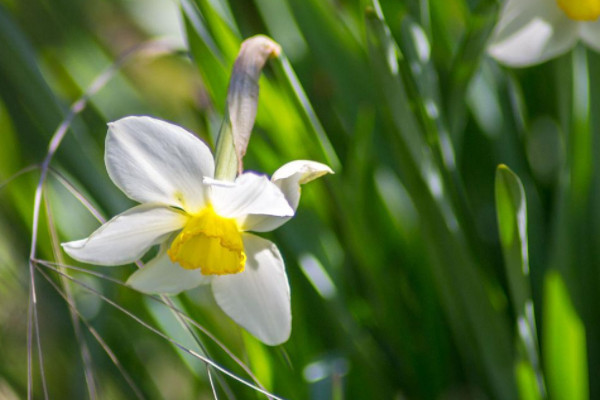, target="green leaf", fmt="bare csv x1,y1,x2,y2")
270,54,341,171
516,361,541,400
495,164,530,312
181,0,230,109
543,271,588,400
365,3,517,398
495,164,545,399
